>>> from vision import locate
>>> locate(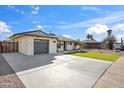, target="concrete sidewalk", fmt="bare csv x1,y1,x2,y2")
94,56,124,88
